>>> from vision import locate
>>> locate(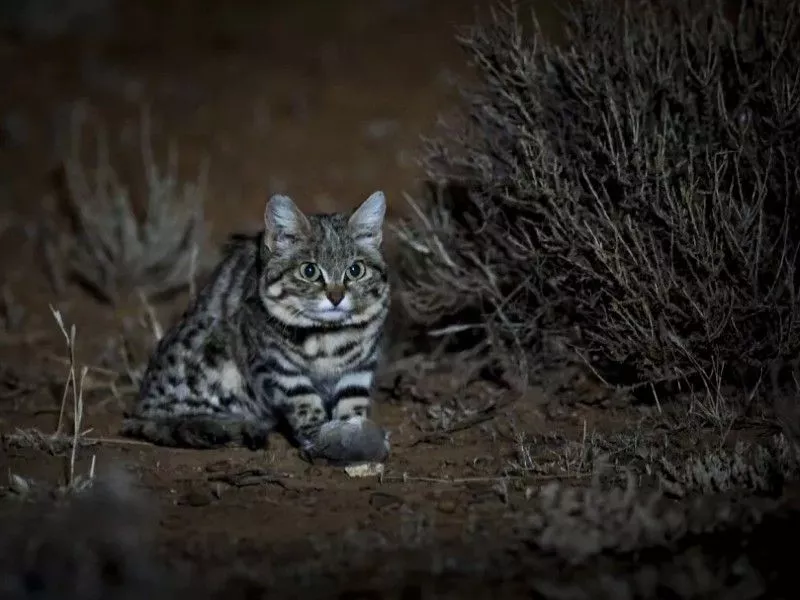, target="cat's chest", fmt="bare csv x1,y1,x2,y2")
294,330,368,375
